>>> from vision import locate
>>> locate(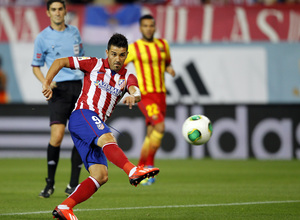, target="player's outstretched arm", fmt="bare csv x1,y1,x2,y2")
42,57,70,100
